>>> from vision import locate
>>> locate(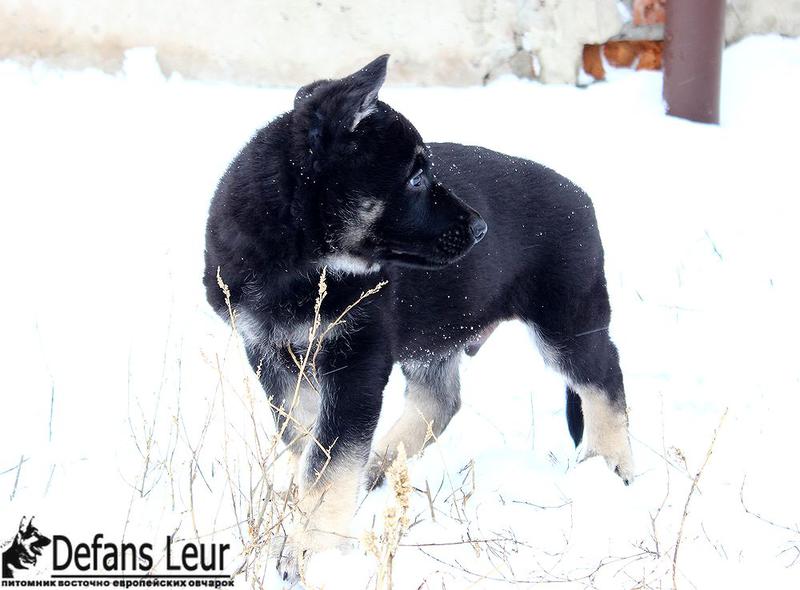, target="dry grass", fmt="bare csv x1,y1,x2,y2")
214,266,387,587
116,266,388,586
117,274,787,590
671,408,727,589
363,443,412,590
